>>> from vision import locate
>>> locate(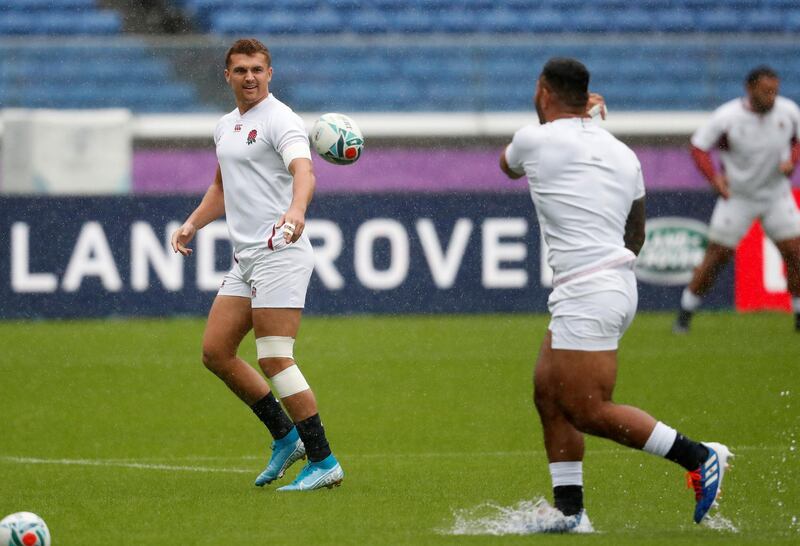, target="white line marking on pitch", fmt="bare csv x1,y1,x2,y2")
0,445,774,474
0,456,252,474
